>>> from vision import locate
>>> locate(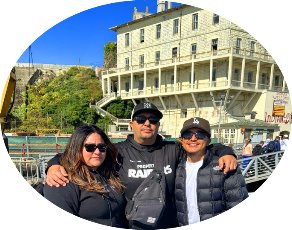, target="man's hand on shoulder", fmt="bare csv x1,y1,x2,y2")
46,165,69,187
218,155,237,174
